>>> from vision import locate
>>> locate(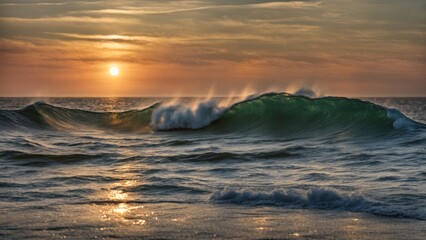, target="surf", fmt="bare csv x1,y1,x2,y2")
210,187,426,220
0,93,422,136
